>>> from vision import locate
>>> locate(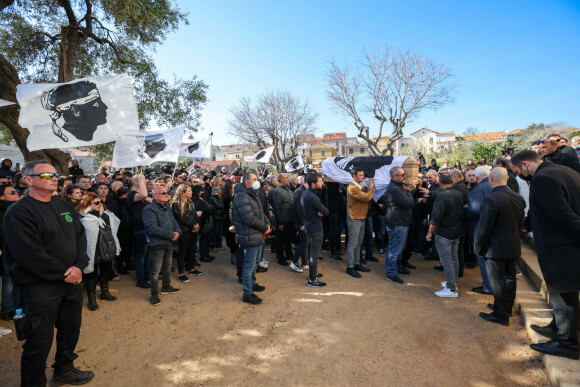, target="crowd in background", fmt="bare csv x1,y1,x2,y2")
0,131,579,364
